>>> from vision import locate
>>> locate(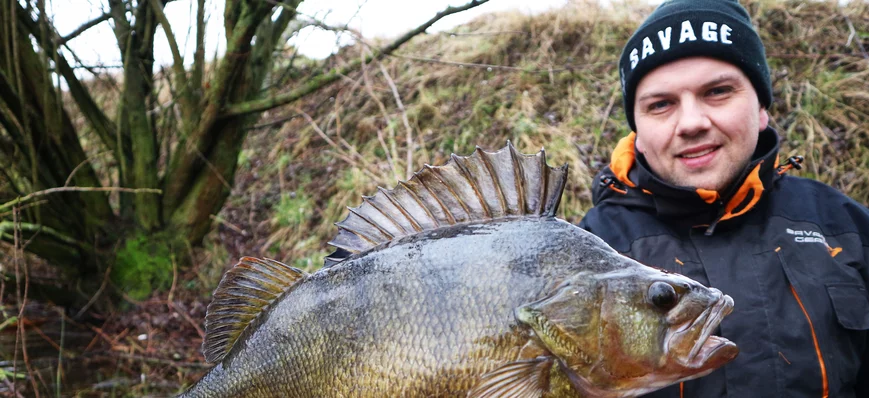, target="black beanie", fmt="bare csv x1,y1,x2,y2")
618,0,772,132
